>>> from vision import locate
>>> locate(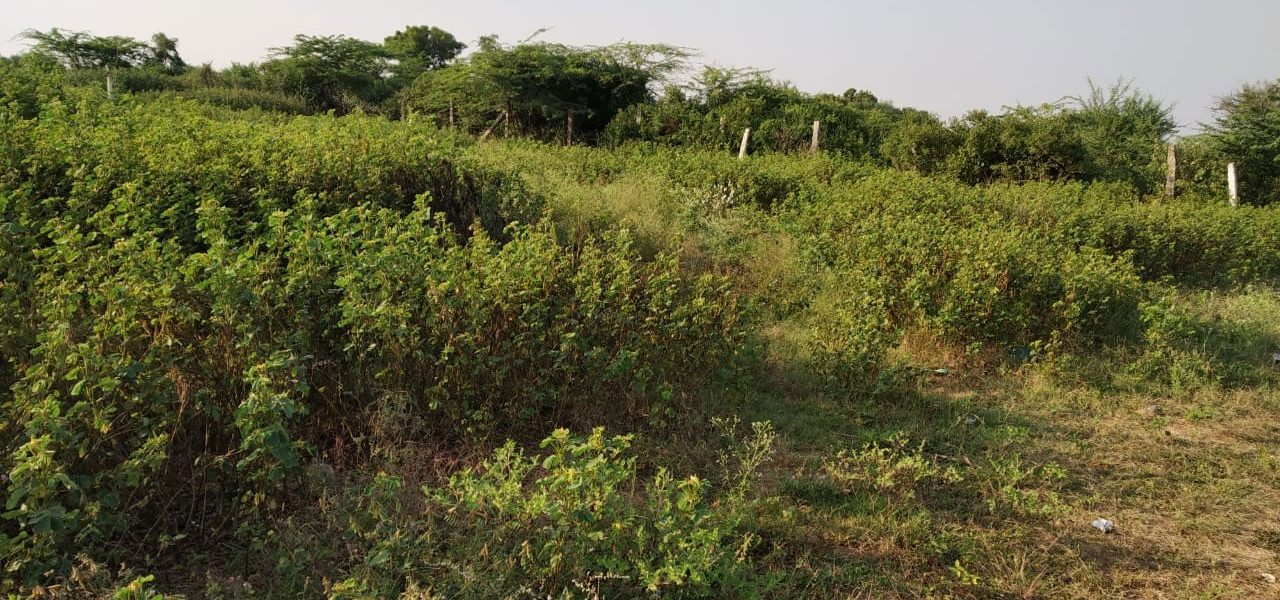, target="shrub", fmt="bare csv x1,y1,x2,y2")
0,155,741,590
0,57,67,118
785,171,1147,352
1053,200,1280,286
153,87,314,114
806,272,896,394
333,426,773,598
987,180,1280,287
1,97,539,245
330,209,745,431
